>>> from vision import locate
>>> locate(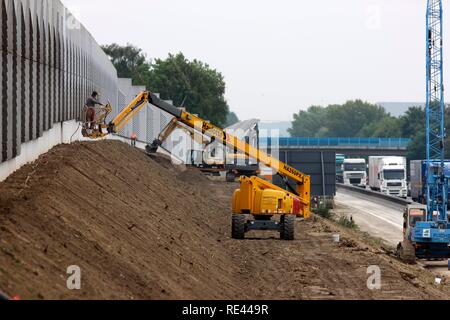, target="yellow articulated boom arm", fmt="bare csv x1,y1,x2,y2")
104,91,311,219
146,117,207,153
177,110,311,217
154,118,208,147
105,92,151,134
84,92,151,139
99,90,311,240
103,91,310,218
